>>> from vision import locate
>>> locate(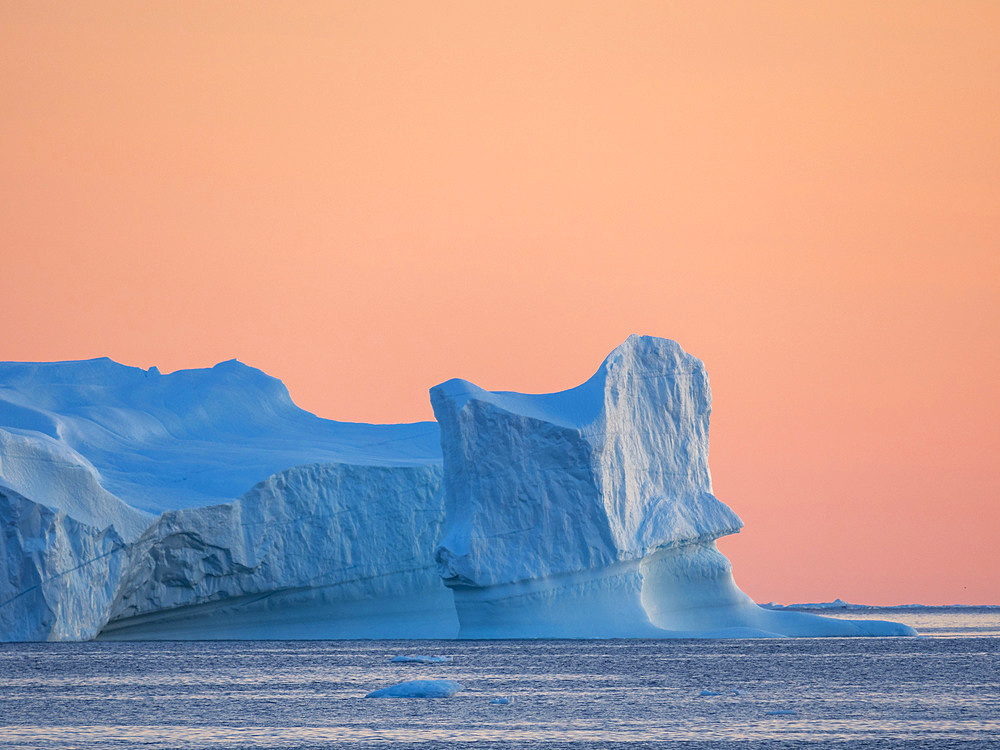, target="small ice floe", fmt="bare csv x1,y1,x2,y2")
389,655,453,664
731,689,741,696
490,697,511,705
699,690,722,697
366,679,464,699
764,710,797,716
